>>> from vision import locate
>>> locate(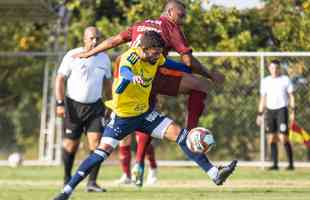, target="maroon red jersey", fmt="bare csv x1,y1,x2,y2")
120,16,192,56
